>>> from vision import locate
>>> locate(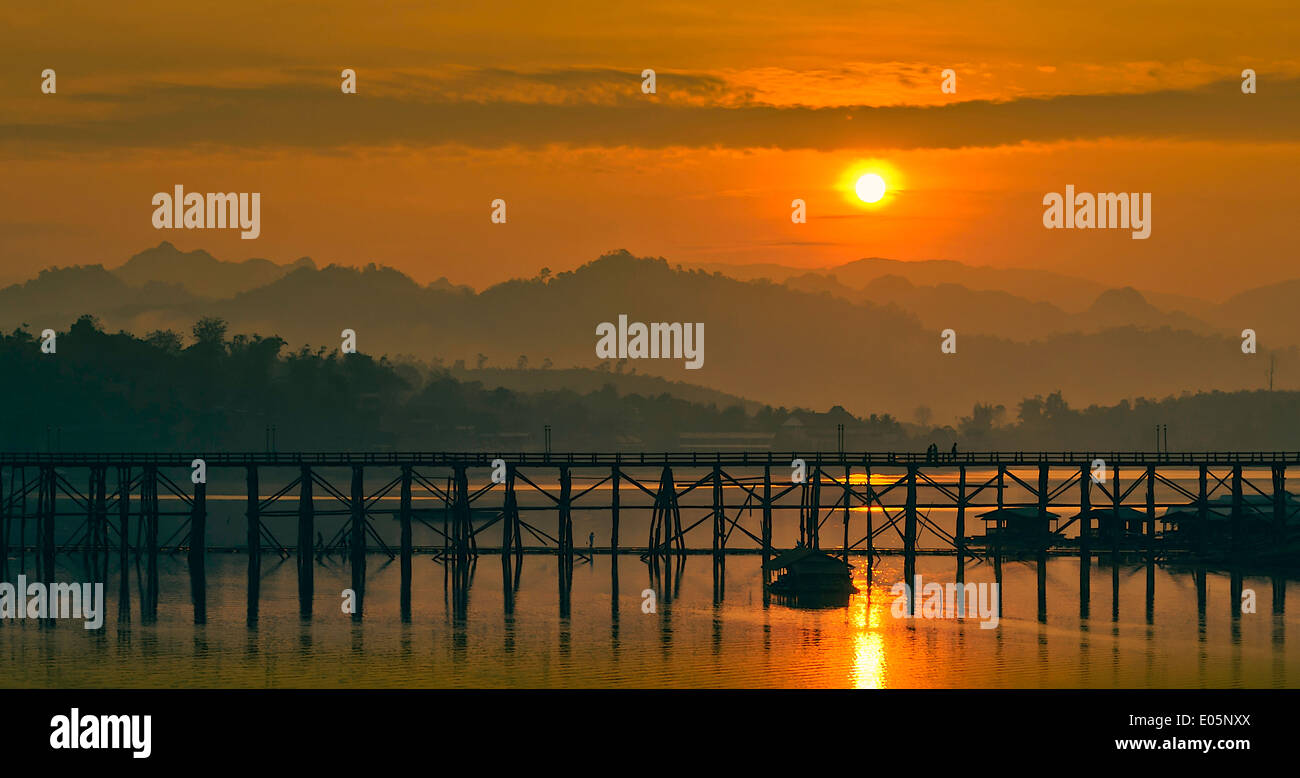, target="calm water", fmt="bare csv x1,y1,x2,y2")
1,552,1295,688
